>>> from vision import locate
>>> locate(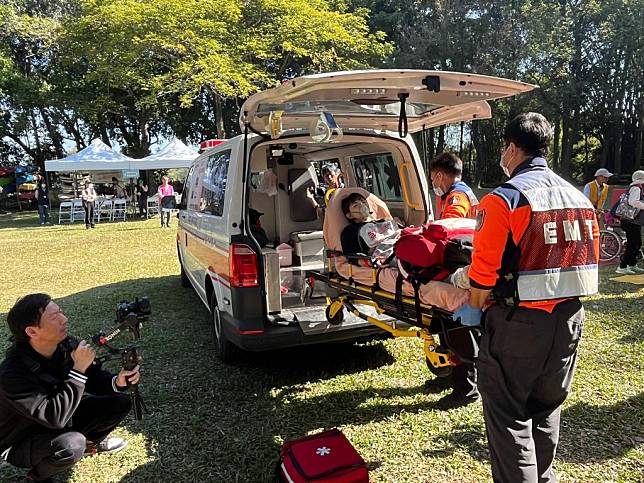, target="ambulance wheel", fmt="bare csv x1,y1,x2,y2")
178,245,190,288
210,293,236,363
325,304,345,325
426,357,453,378
180,262,190,288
